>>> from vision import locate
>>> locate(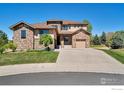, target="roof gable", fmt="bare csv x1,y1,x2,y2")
10,21,34,30
72,28,91,35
